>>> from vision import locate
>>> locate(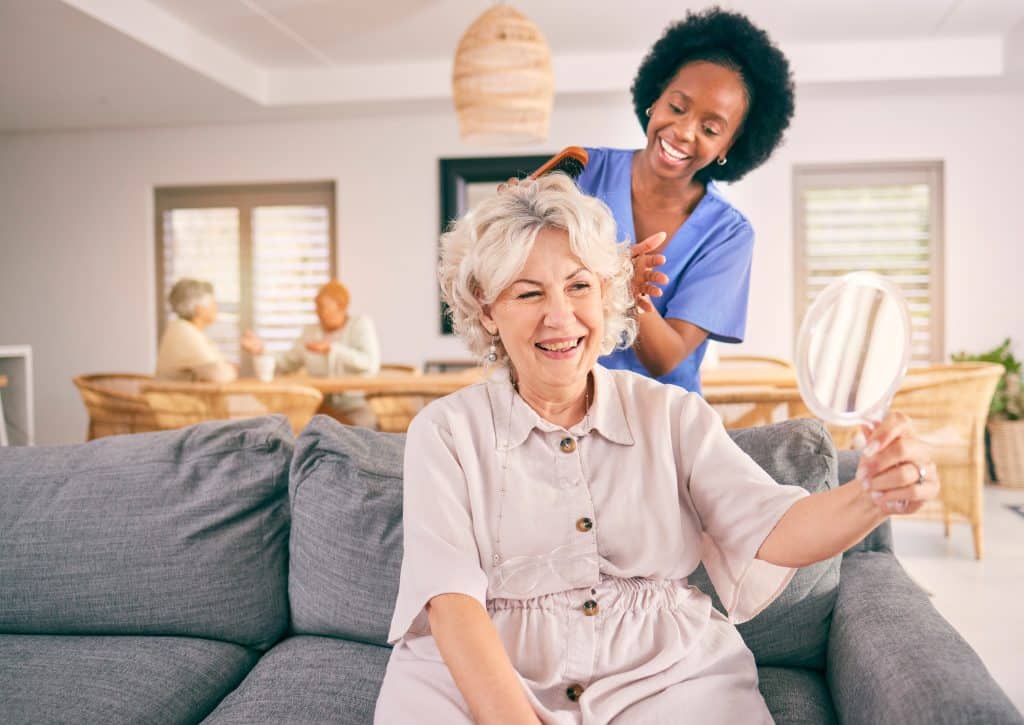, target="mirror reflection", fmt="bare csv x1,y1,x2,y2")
797,272,911,425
